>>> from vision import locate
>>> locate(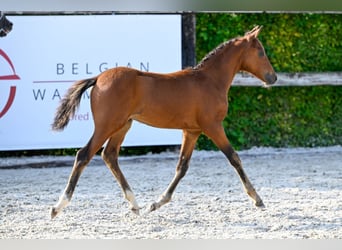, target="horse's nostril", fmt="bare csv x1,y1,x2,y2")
265,73,277,85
